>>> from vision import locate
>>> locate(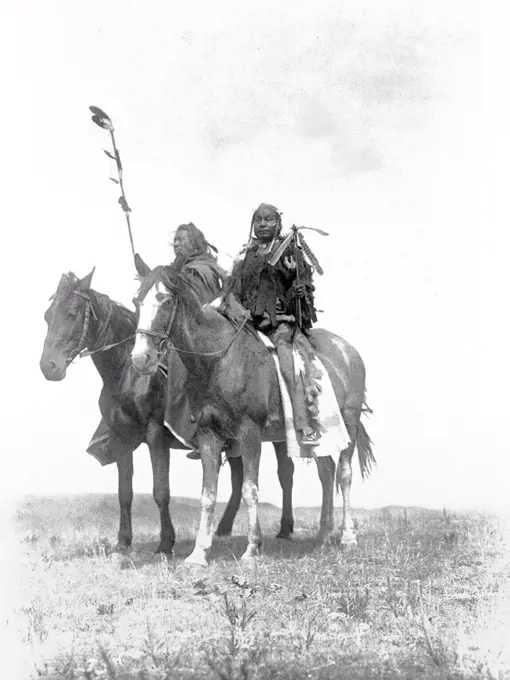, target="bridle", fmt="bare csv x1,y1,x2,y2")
65,290,135,365
135,294,248,359
136,298,179,357
65,290,97,365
